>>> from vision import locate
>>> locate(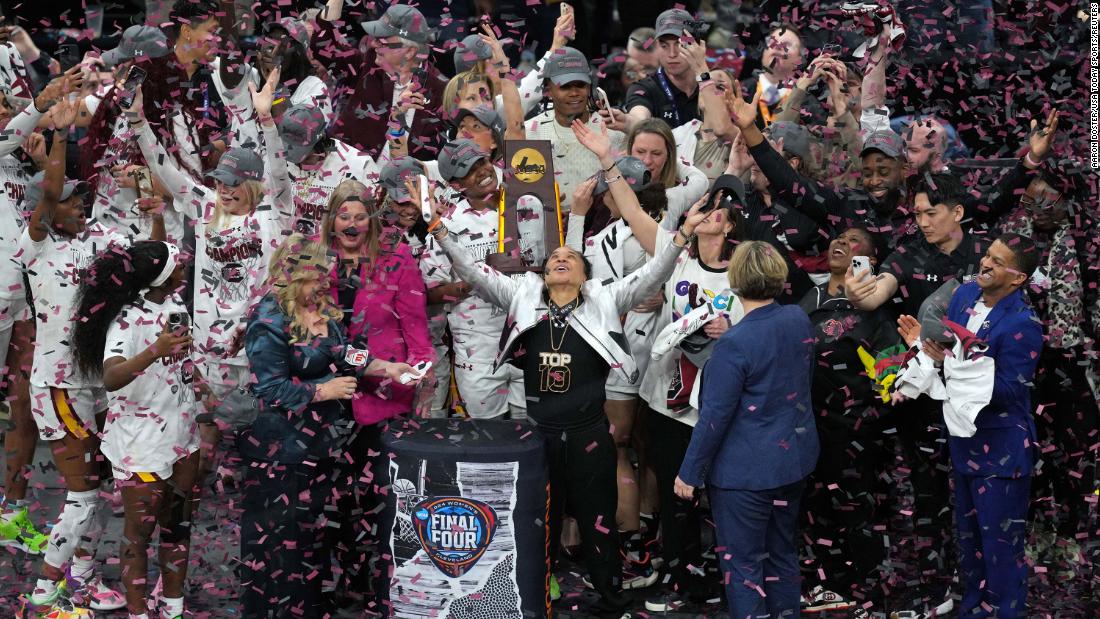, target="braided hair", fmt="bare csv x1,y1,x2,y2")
71,241,173,378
